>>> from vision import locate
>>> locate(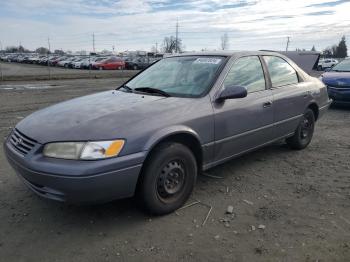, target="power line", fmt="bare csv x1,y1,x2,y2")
175,18,179,53
92,33,95,52
47,37,51,79
286,36,290,51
